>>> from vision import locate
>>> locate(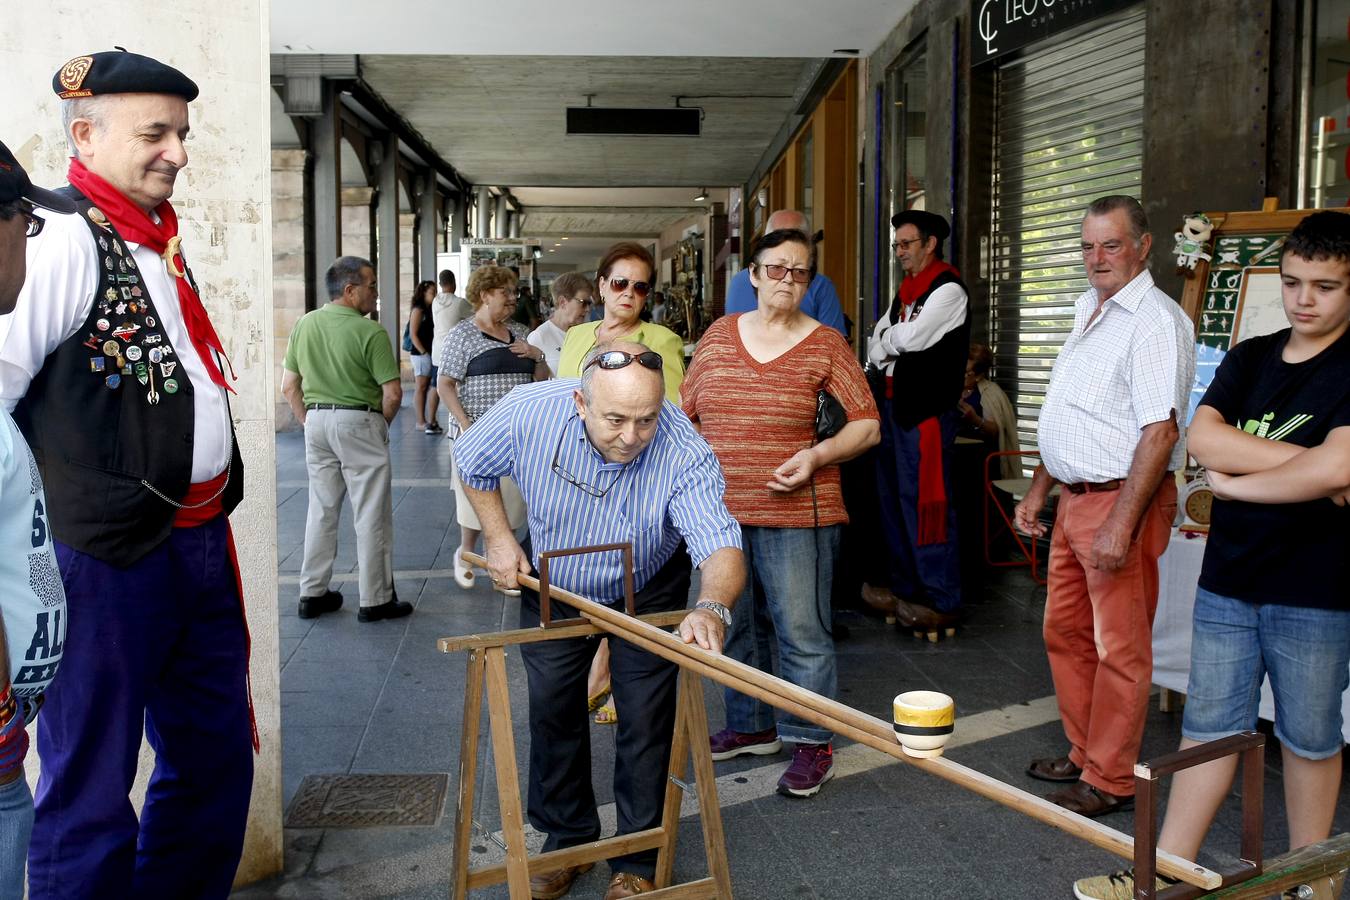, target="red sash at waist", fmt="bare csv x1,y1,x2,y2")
173,471,229,528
